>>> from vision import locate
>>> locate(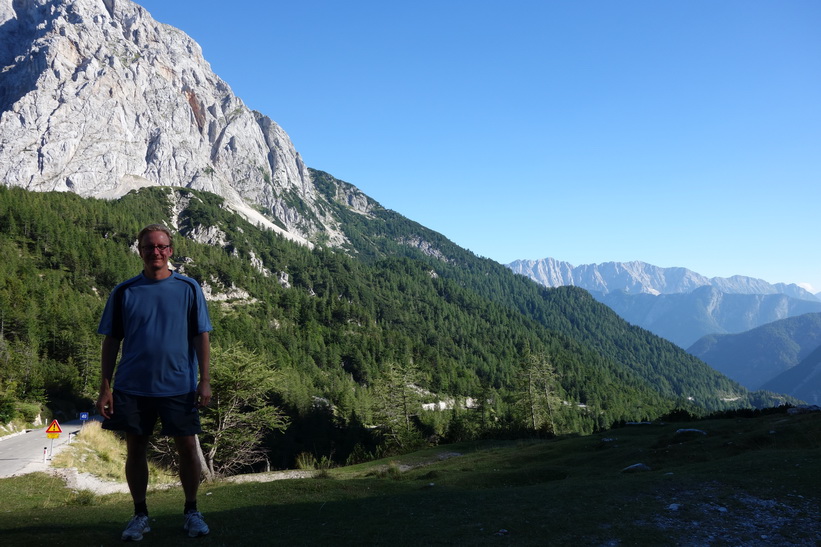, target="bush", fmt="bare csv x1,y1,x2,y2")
17,402,45,424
